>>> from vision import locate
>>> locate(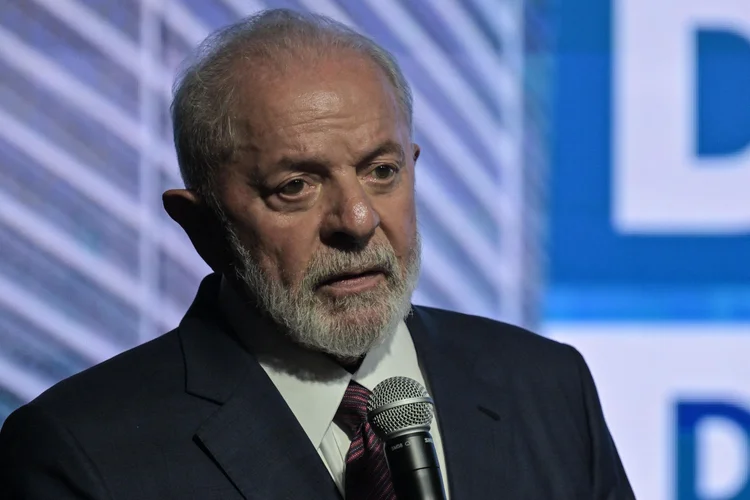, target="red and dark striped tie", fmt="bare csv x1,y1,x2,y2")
335,381,396,500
